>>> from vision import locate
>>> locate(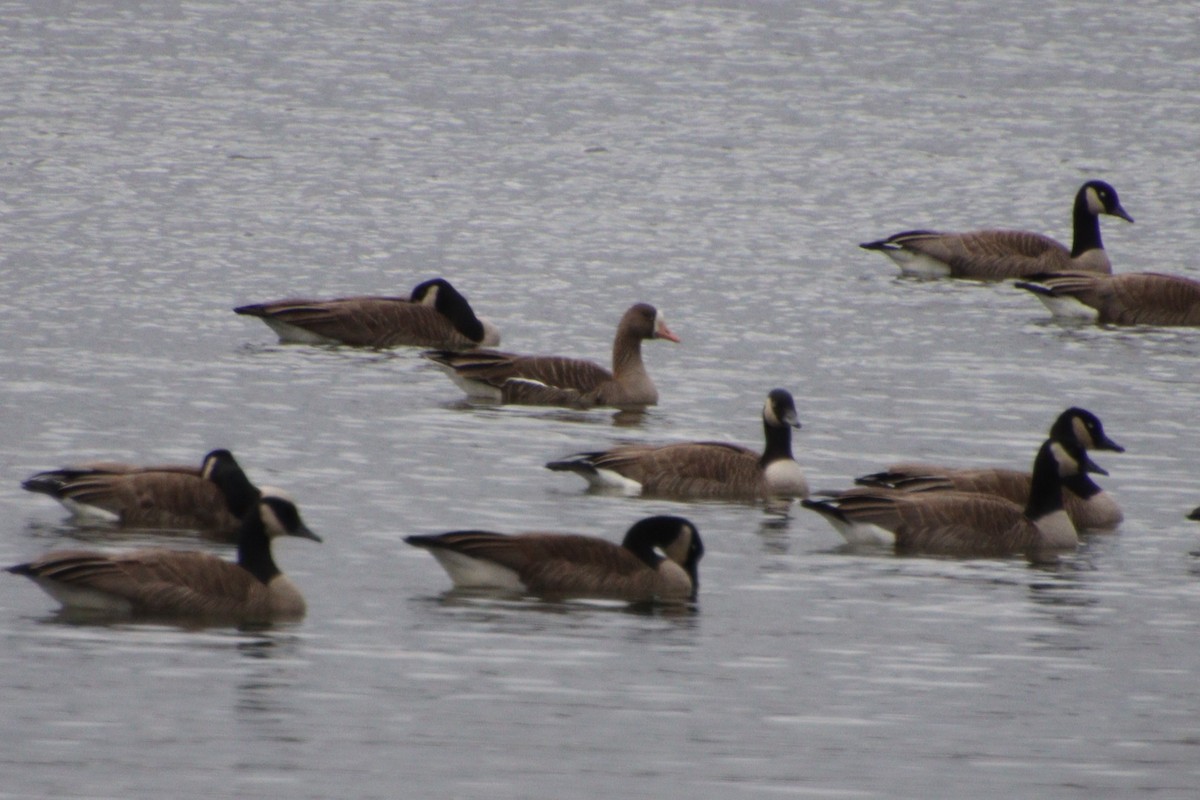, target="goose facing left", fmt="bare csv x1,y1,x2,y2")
404,515,703,603
803,439,1101,558
545,388,808,502
1015,270,1200,326
8,494,321,621
21,449,263,539
234,277,500,349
